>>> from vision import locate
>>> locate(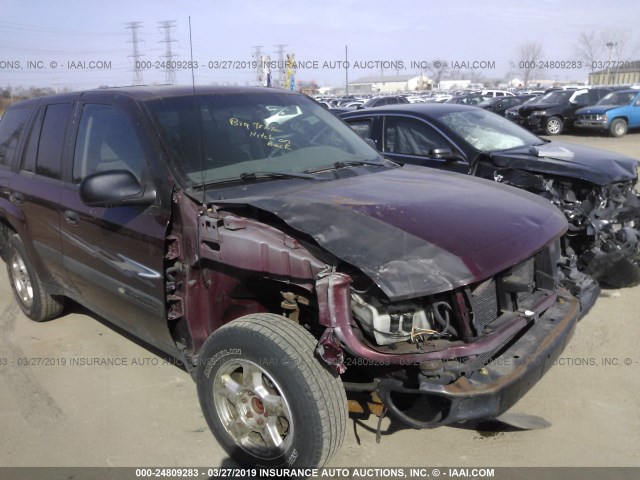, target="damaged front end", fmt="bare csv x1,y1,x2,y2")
315,241,580,428
495,168,640,297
